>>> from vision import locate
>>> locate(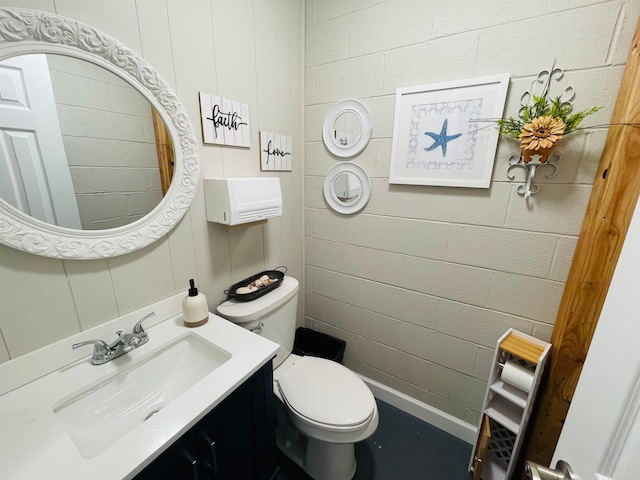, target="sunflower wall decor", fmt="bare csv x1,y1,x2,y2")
498,63,600,199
